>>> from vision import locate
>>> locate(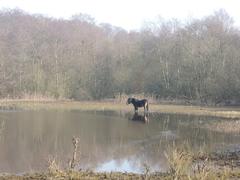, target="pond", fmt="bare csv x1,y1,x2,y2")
0,110,240,174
